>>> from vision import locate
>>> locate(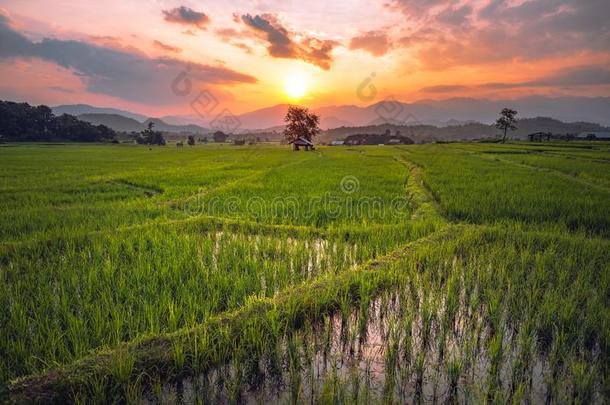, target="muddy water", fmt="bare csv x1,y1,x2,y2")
142,277,604,404
210,232,358,284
